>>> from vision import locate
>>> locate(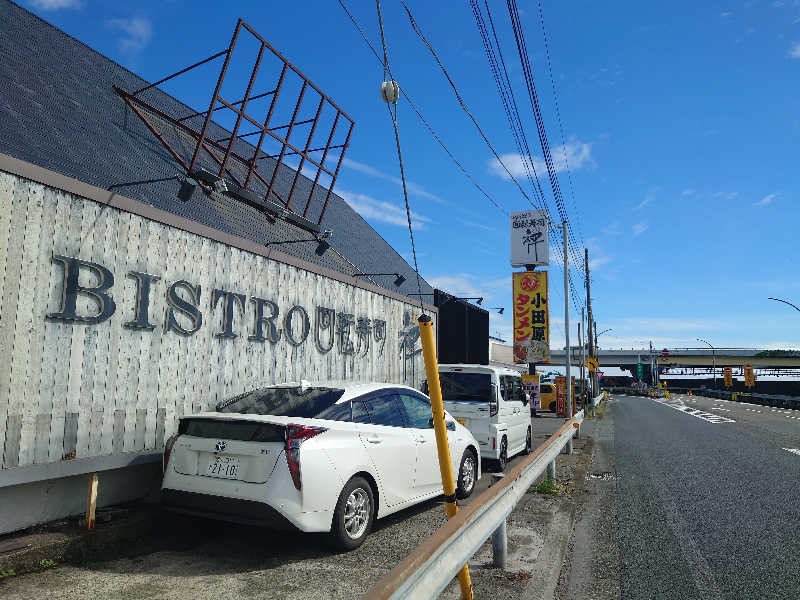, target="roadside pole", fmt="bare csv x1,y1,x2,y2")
579,312,585,410
417,314,473,600
585,248,595,397
562,222,572,418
